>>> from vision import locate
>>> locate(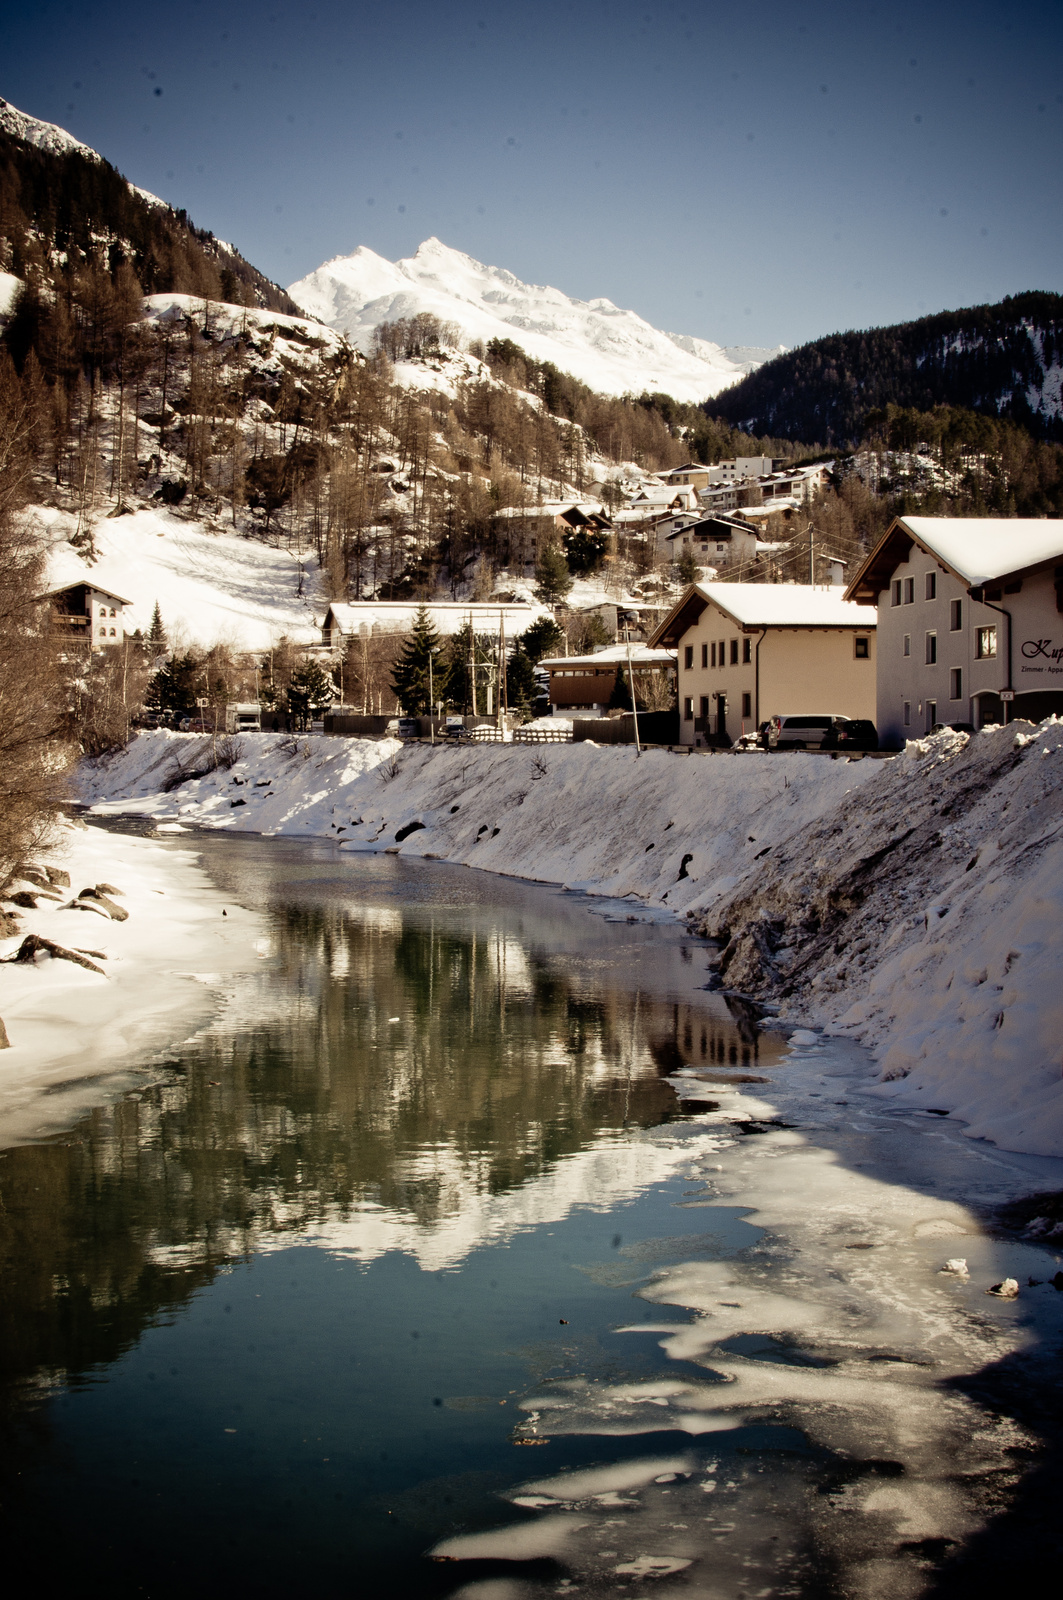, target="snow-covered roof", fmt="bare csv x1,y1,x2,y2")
846,516,1063,603
900,517,1063,585
41,579,134,606
539,645,676,669
649,582,876,646
323,600,550,637
699,584,877,628
492,501,606,520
